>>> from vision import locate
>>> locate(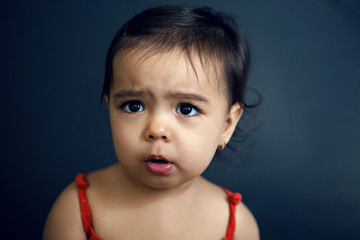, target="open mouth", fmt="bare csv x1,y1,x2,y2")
145,155,173,175
146,155,171,164
149,159,169,164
